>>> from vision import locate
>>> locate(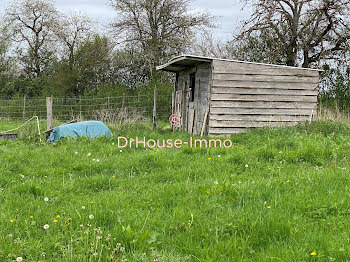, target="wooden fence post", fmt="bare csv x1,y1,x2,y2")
79,95,82,119
153,90,158,129
120,93,126,125
22,95,26,120
46,97,53,131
